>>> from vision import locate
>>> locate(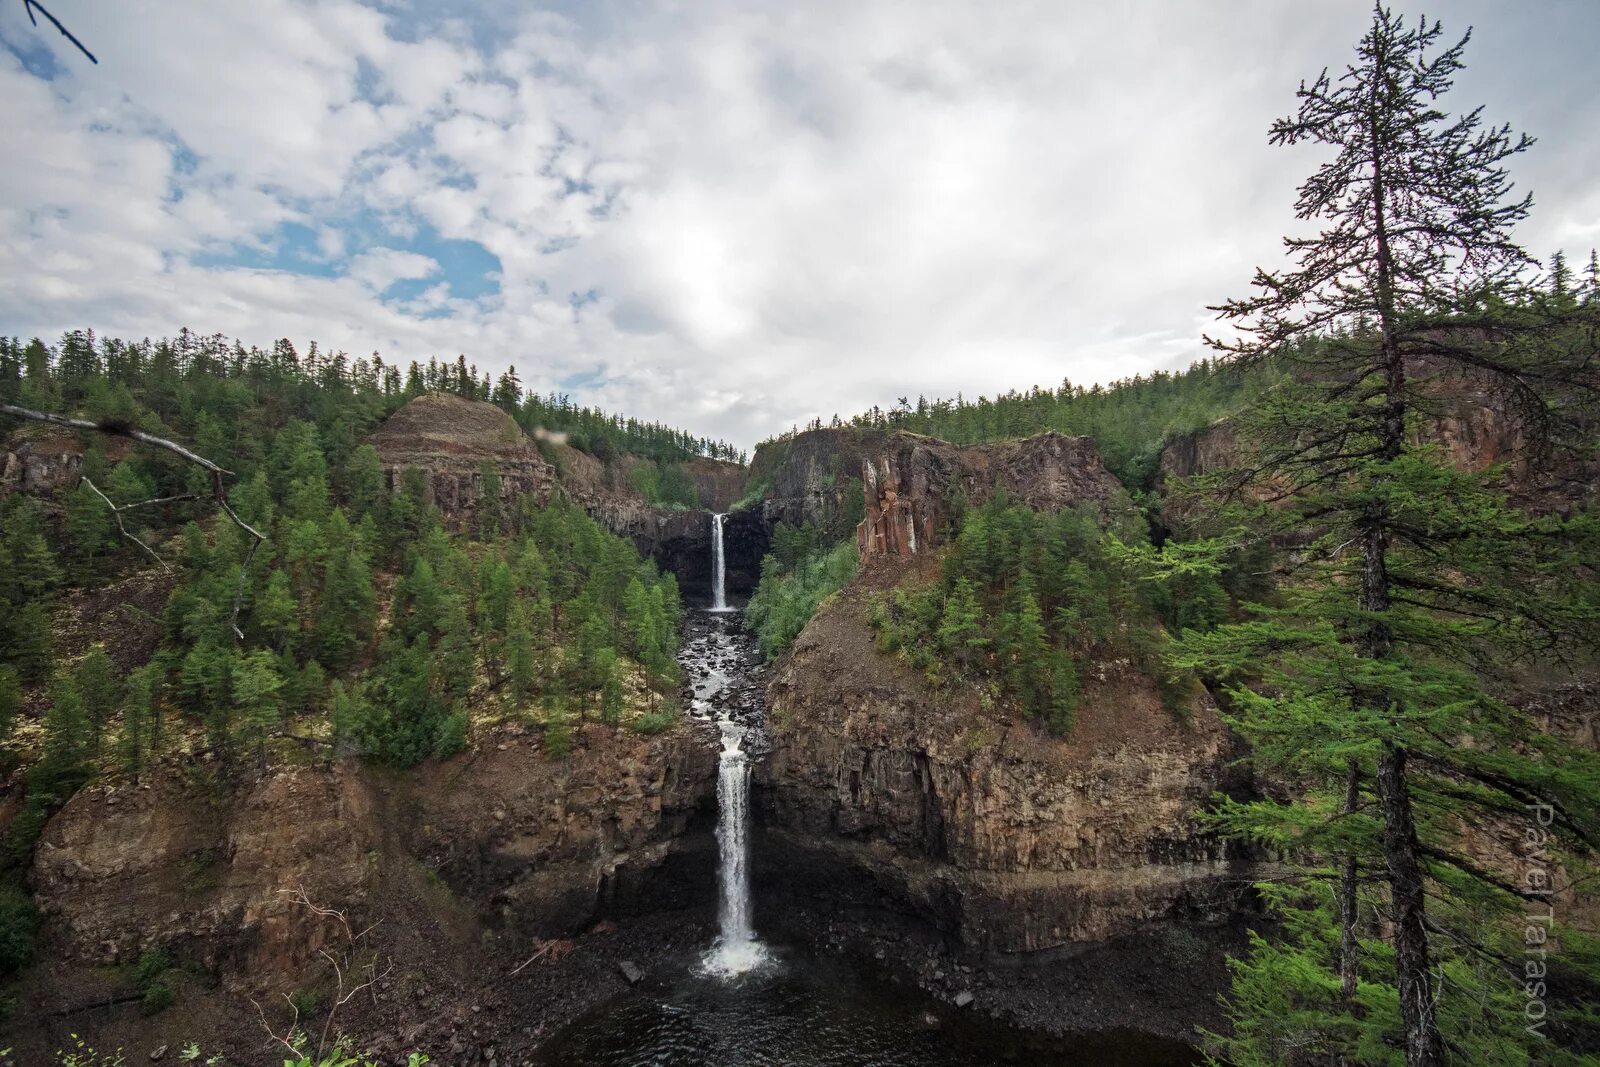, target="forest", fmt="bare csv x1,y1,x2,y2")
2,6,1600,1067
0,334,703,995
